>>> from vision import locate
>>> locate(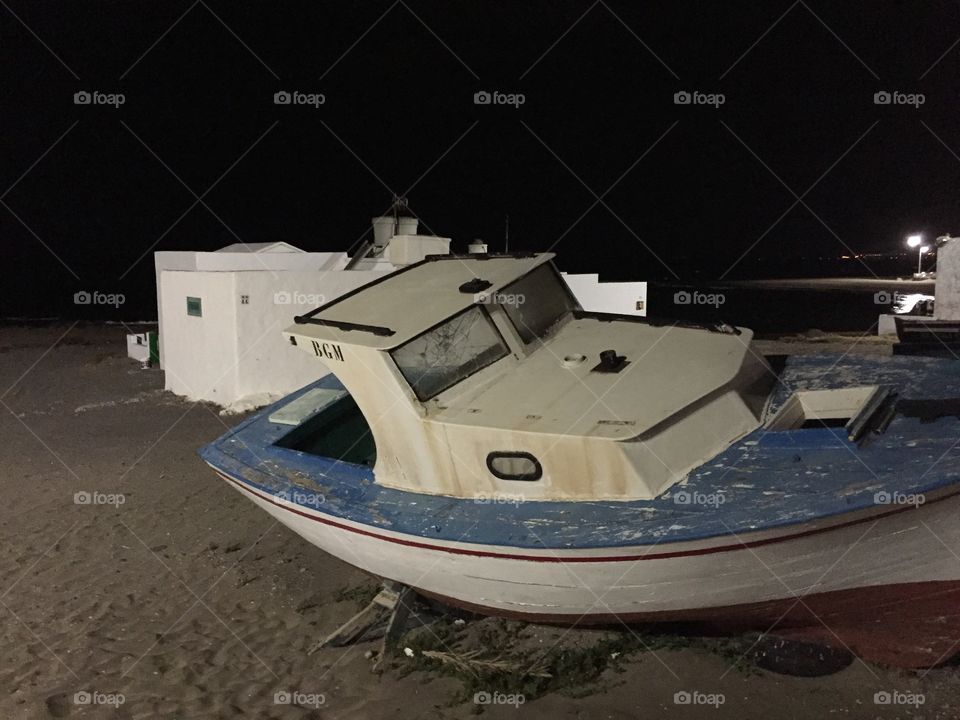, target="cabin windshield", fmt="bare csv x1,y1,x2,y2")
500,264,577,343
390,306,509,400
